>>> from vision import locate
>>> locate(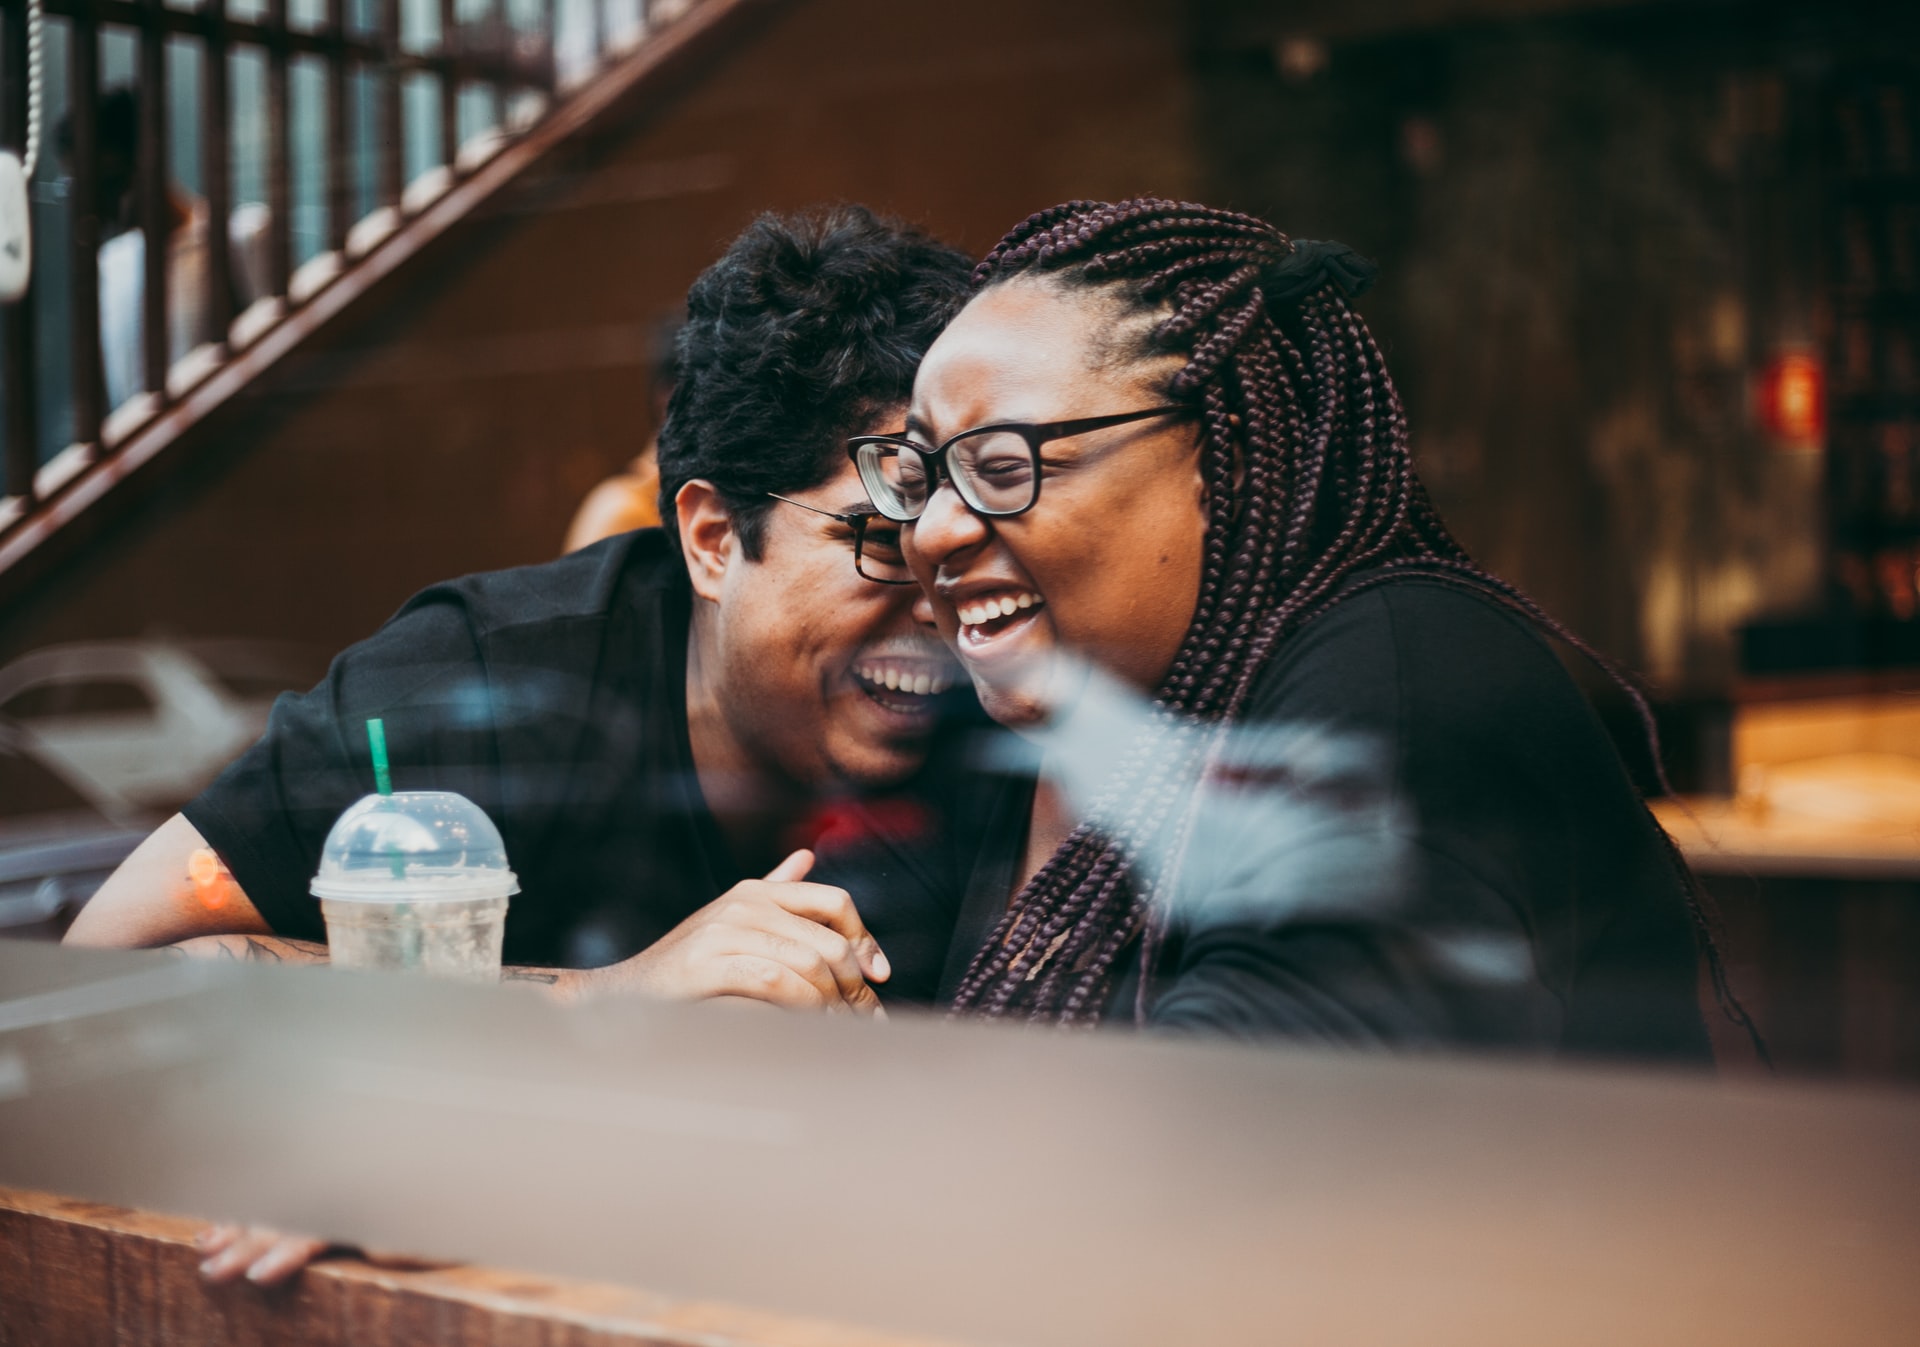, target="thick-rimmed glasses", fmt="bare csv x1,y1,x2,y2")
766,494,915,585
847,405,1190,523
